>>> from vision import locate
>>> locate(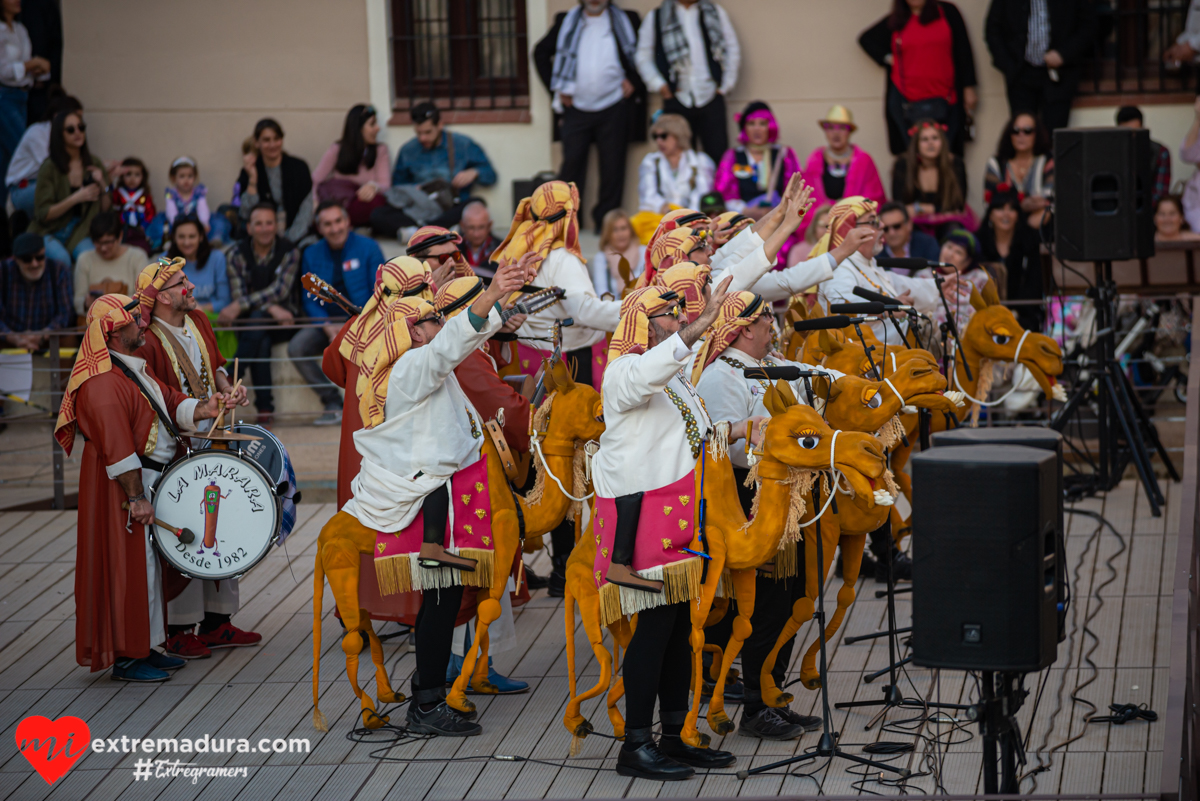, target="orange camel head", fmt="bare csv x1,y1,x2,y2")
821,375,907,434
539,358,606,442
961,280,1064,397
761,382,888,508
816,329,937,381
